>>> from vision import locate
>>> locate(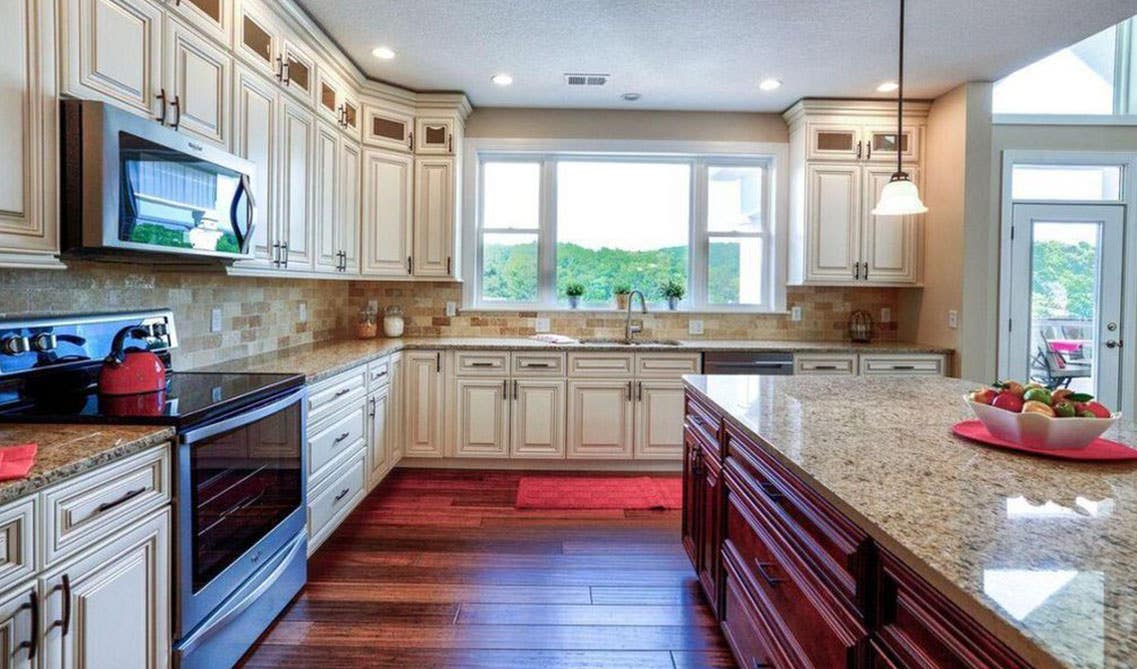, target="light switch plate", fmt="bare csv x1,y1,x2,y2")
298,302,307,323
445,301,457,317
790,306,803,322
688,320,704,335
210,308,222,333
535,317,550,333
881,307,891,323
948,310,959,329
